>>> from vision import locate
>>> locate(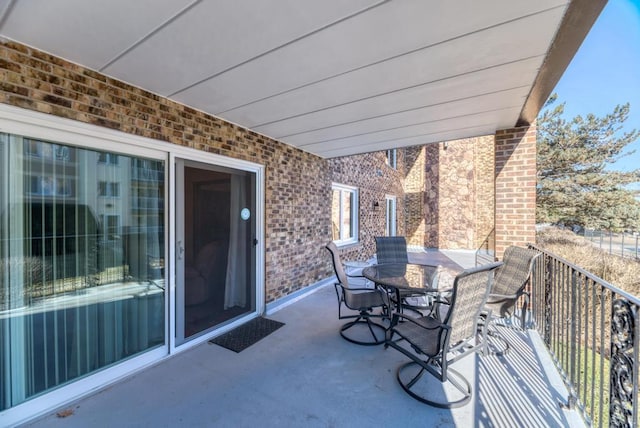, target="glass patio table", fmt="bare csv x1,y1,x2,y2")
362,263,451,313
